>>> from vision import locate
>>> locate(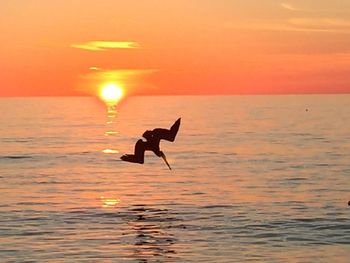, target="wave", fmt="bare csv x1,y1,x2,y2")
0,155,33,160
